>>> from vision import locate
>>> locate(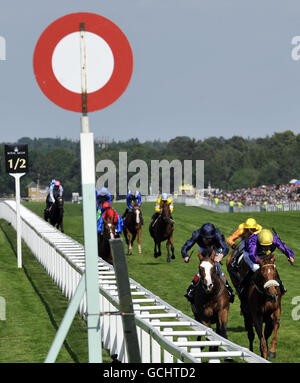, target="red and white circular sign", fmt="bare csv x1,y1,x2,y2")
33,13,133,112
